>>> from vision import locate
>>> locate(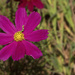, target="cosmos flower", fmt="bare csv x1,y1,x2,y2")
0,8,48,61
6,0,44,11
18,0,44,11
